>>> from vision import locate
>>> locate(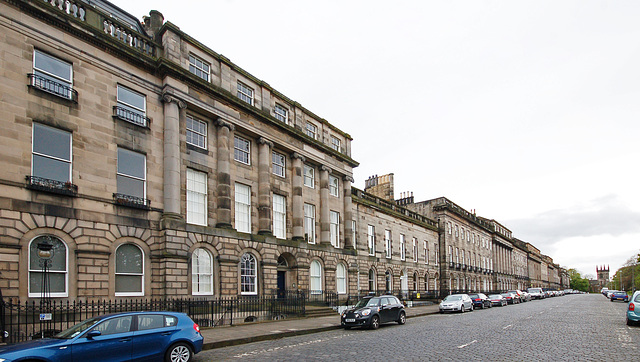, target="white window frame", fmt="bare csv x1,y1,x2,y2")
234,136,251,165
400,234,406,261
273,194,286,239
116,84,147,127
32,50,73,99
31,123,72,183
116,148,146,201
186,115,207,149
351,220,357,249
413,237,418,263
330,136,341,152
306,122,317,139
303,164,314,188
274,103,288,123
272,151,285,178
304,203,316,244
310,260,323,294
188,53,210,82
240,253,257,295
186,169,207,226
329,175,339,197
424,241,429,265
384,230,392,259
192,248,213,295
336,263,347,294
28,236,68,298
367,225,375,256
235,183,251,233
237,81,254,105
330,211,340,248
435,243,439,265
115,243,144,297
